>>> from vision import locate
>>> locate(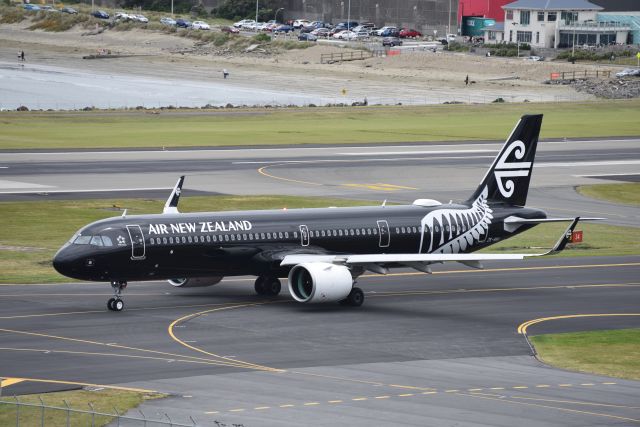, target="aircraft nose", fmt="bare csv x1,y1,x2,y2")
53,246,76,278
